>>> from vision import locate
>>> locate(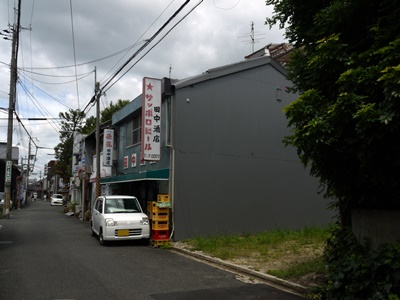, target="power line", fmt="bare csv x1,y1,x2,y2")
99,0,176,85
15,41,145,71
18,72,75,110
18,66,94,78
17,79,61,134
19,69,94,85
104,0,204,93
100,0,193,93
69,0,80,108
